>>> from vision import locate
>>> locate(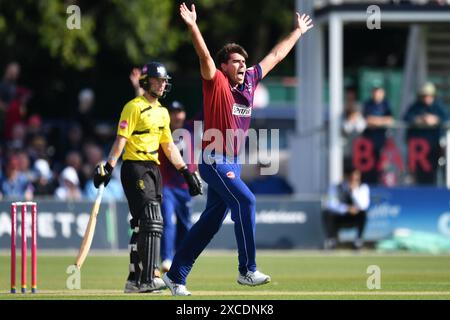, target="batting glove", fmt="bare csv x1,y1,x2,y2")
179,166,203,196
93,162,113,188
